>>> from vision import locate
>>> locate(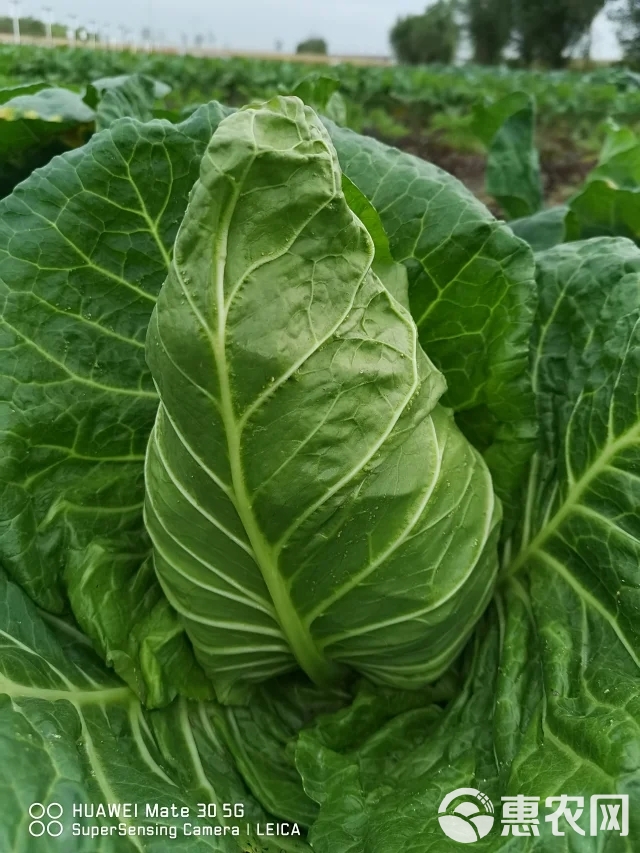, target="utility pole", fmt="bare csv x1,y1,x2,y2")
42,5,53,46
67,13,77,47
147,0,153,51
102,23,111,50
9,0,20,45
